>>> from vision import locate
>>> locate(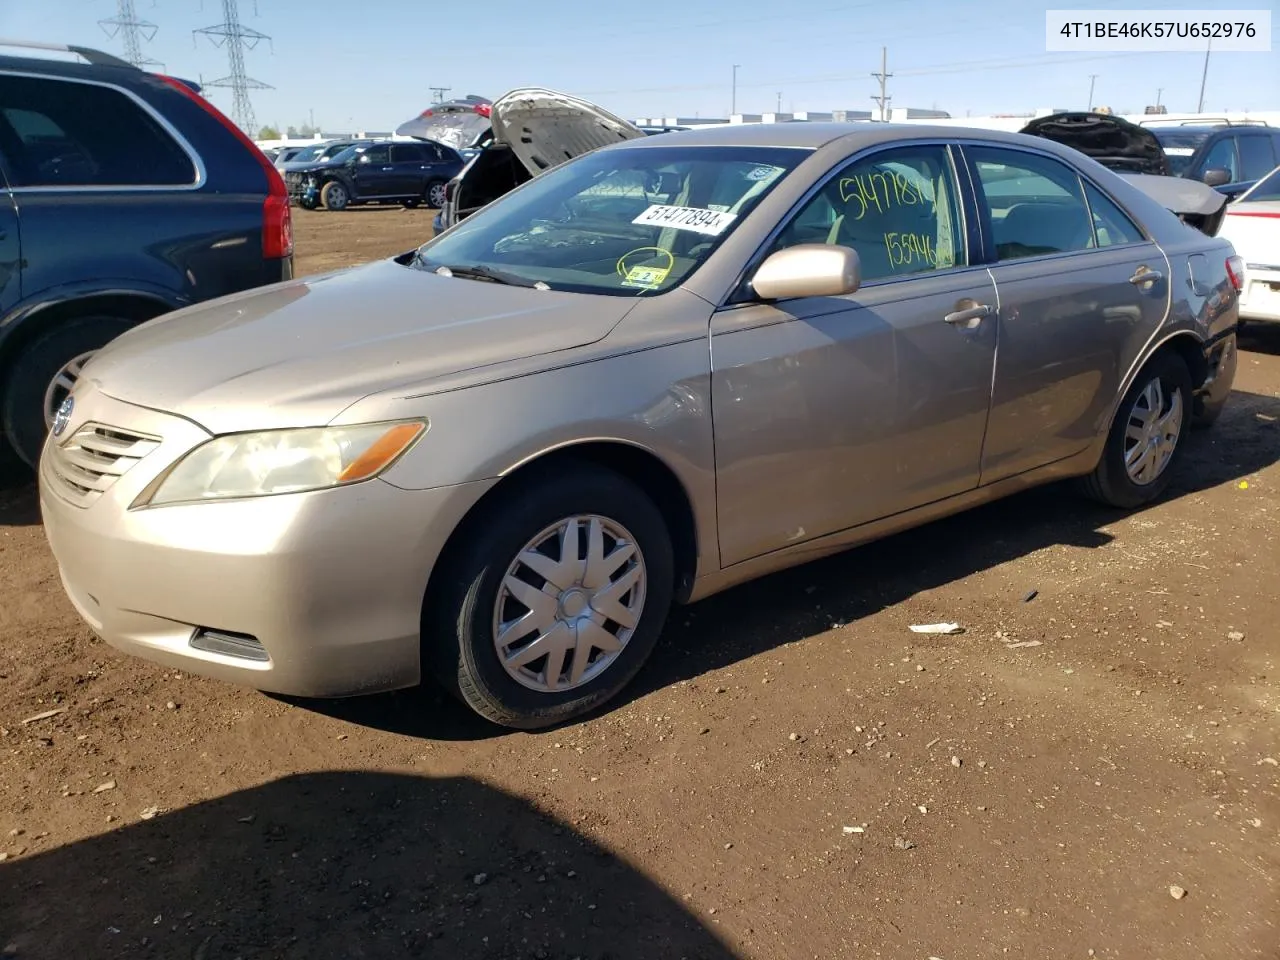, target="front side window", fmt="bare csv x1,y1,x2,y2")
414,145,809,296
0,74,194,187
359,145,390,164
766,145,966,282
1201,137,1240,181
968,147,1095,261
